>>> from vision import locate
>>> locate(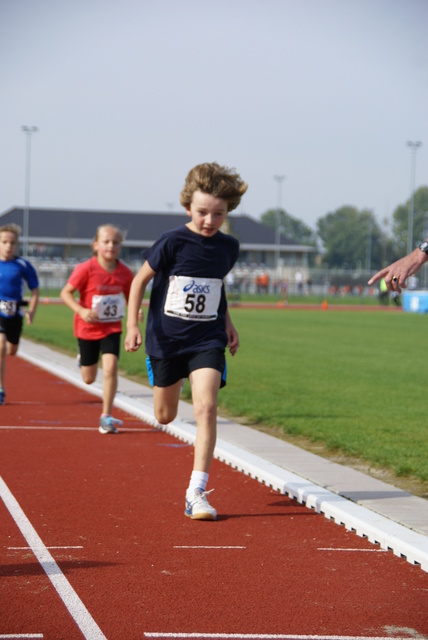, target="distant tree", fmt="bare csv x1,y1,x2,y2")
316,206,383,270
261,209,316,245
391,186,428,255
